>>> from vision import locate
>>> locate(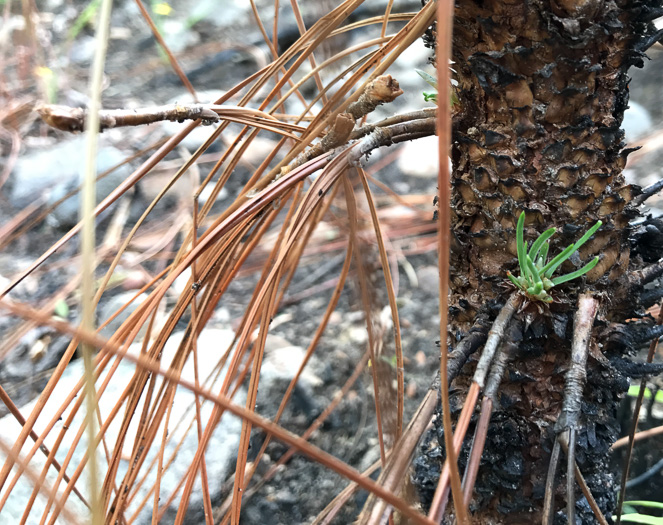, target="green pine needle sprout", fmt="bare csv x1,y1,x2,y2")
506,212,602,303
